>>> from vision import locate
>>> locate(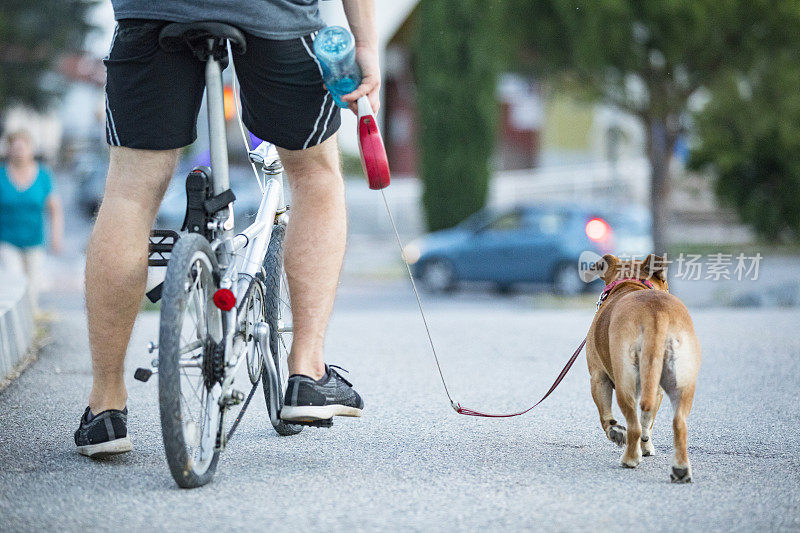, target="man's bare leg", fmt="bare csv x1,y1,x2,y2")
85,147,179,413
277,135,346,380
